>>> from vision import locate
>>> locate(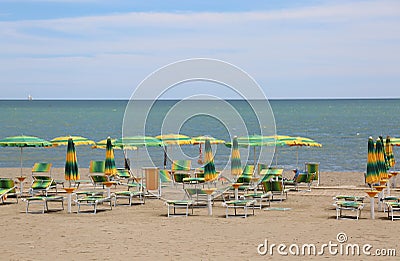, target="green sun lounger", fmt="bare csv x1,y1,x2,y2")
0,178,18,204
335,201,364,220
75,195,112,214
24,195,64,214
222,199,256,218
165,200,194,217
